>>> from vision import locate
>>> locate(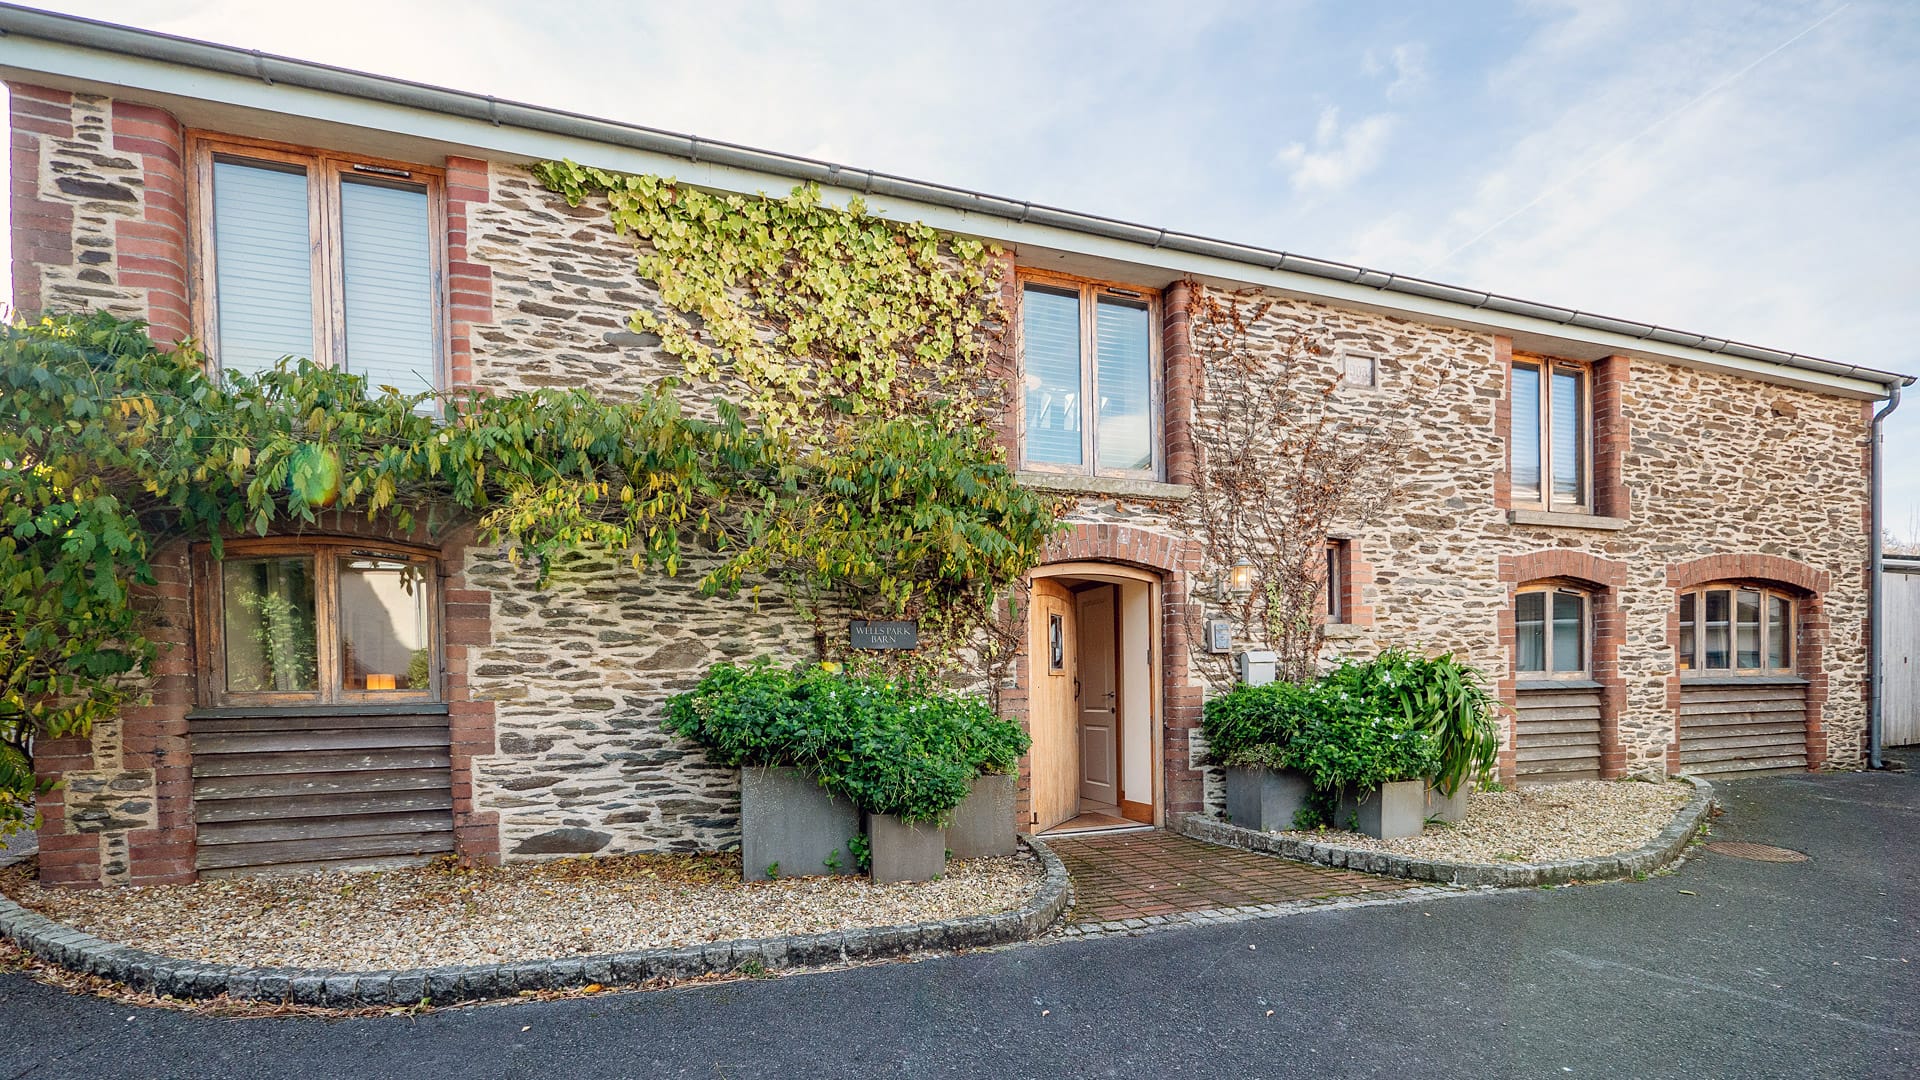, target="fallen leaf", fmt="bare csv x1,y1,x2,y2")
583,984,603,994
522,1026,531,1032
1678,890,1697,896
